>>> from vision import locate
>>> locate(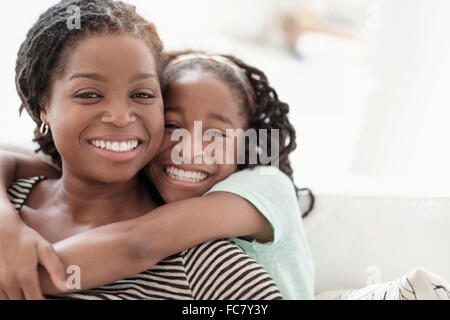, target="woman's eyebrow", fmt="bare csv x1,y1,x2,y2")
208,112,234,127
130,72,157,82
68,72,156,82
69,73,106,82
